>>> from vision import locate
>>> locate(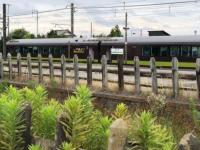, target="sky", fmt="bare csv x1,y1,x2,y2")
1,0,200,37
